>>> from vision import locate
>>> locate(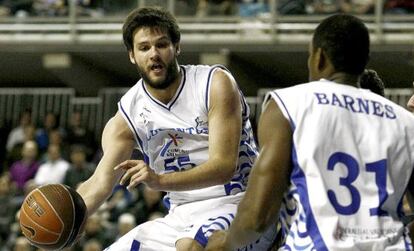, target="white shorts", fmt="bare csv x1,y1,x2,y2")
104,192,277,251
